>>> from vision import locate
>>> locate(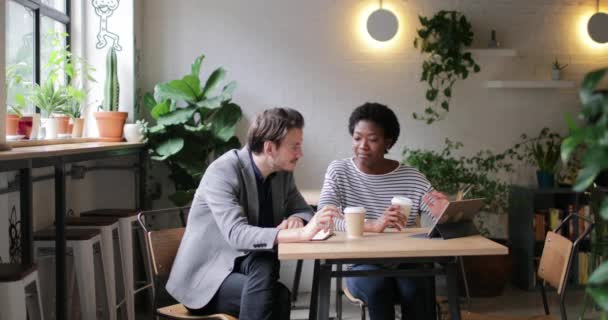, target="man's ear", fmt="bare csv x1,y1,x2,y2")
263,140,277,156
